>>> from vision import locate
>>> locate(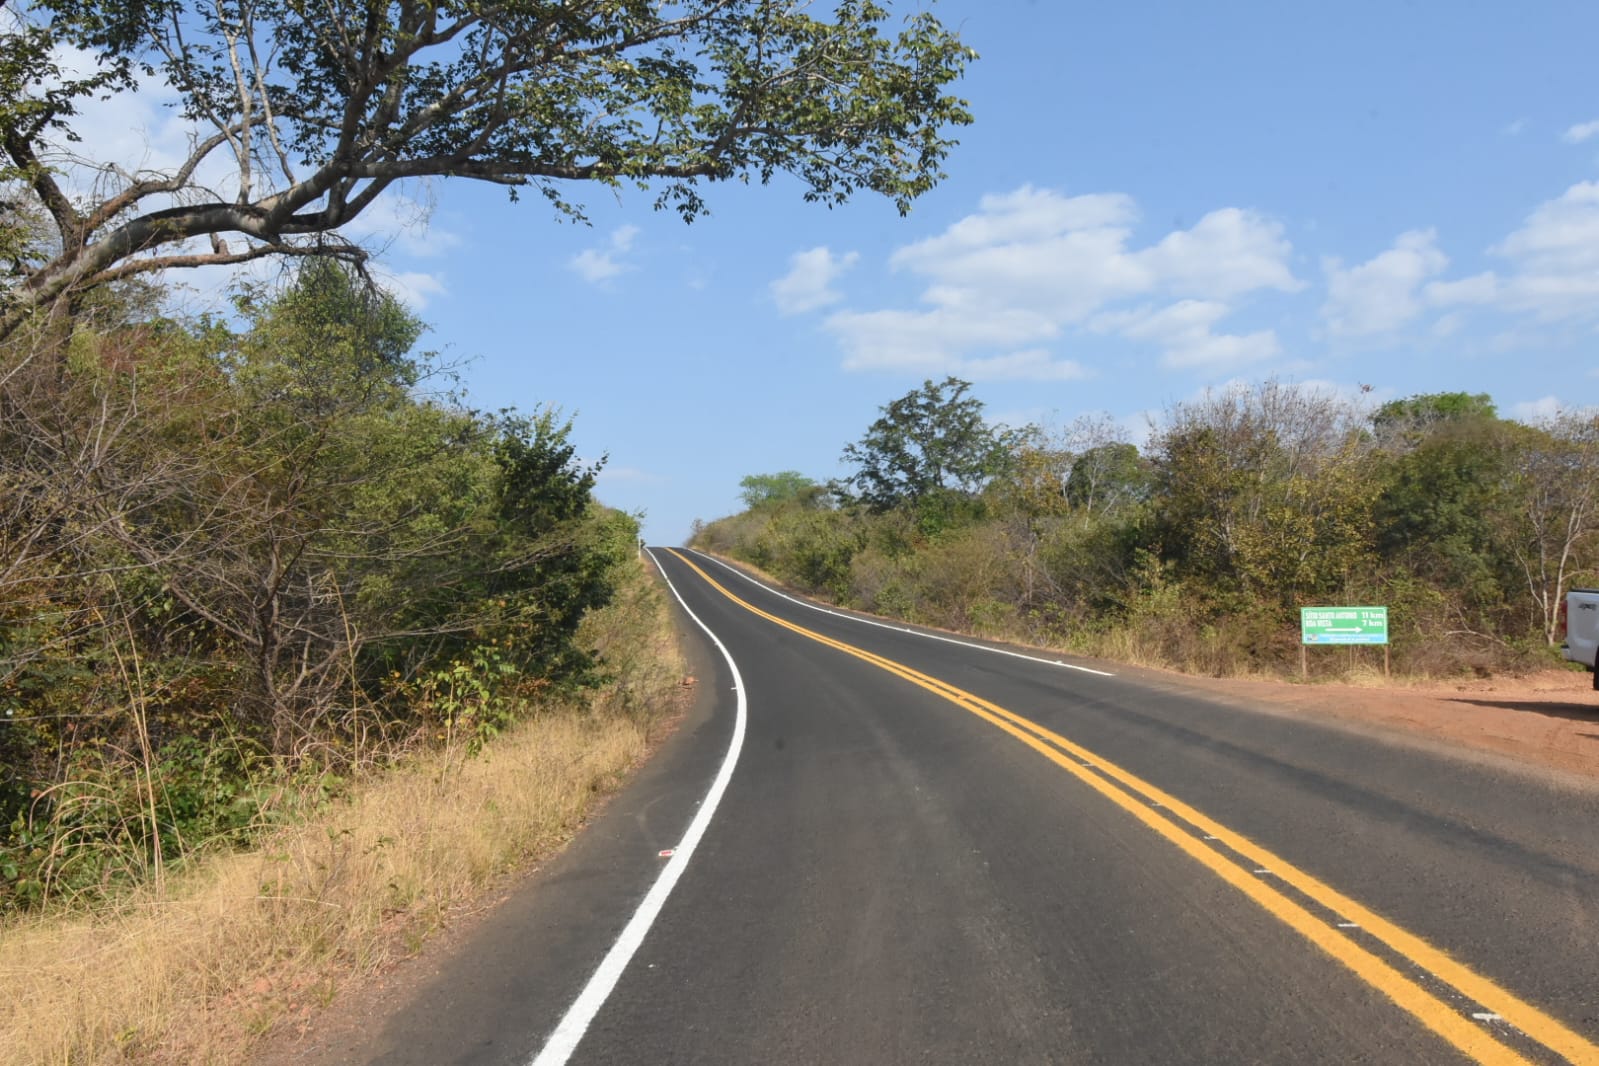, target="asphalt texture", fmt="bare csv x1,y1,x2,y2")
344,548,1599,1066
